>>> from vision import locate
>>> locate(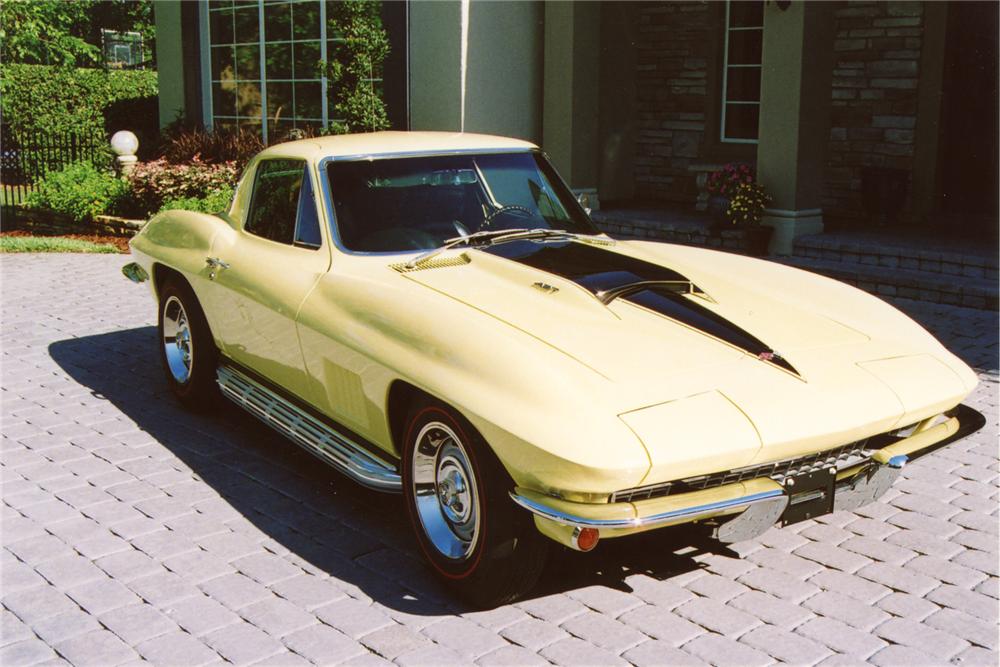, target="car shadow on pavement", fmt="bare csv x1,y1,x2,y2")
50,327,727,613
